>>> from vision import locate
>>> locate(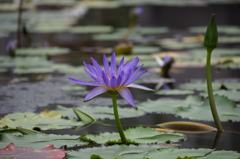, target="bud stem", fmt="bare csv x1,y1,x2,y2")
206,50,223,131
